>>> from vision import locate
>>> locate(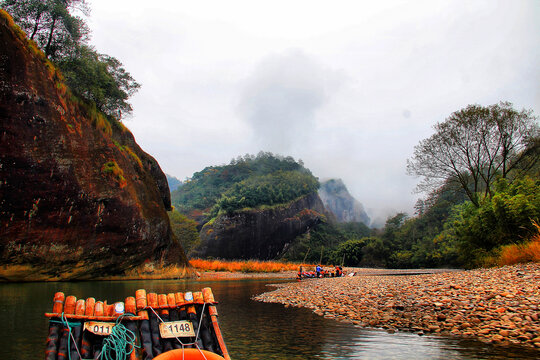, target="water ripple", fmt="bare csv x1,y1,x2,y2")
0,279,538,360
